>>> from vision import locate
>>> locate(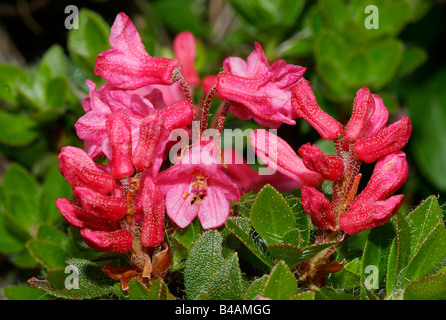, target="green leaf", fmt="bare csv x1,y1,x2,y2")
243,275,269,300
403,222,446,286
128,279,150,300
128,279,172,300
261,261,299,300
287,197,311,247
386,213,411,295
406,196,443,255
315,287,357,300
314,29,349,68
2,285,53,300
206,252,243,300
398,47,427,75
345,50,371,88
360,223,395,299
250,185,296,245
266,243,303,268
26,239,68,270
0,64,26,105
404,273,446,300
172,218,203,249
184,230,243,300
0,111,39,146
289,290,316,300
39,44,67,78
366,39,403,90
45,76,68,109
225,217,274,272
329,258,361,290
67,8,110,80
40,164,73,224
298,241,341,264
28,258,116,300
317,0,349,33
